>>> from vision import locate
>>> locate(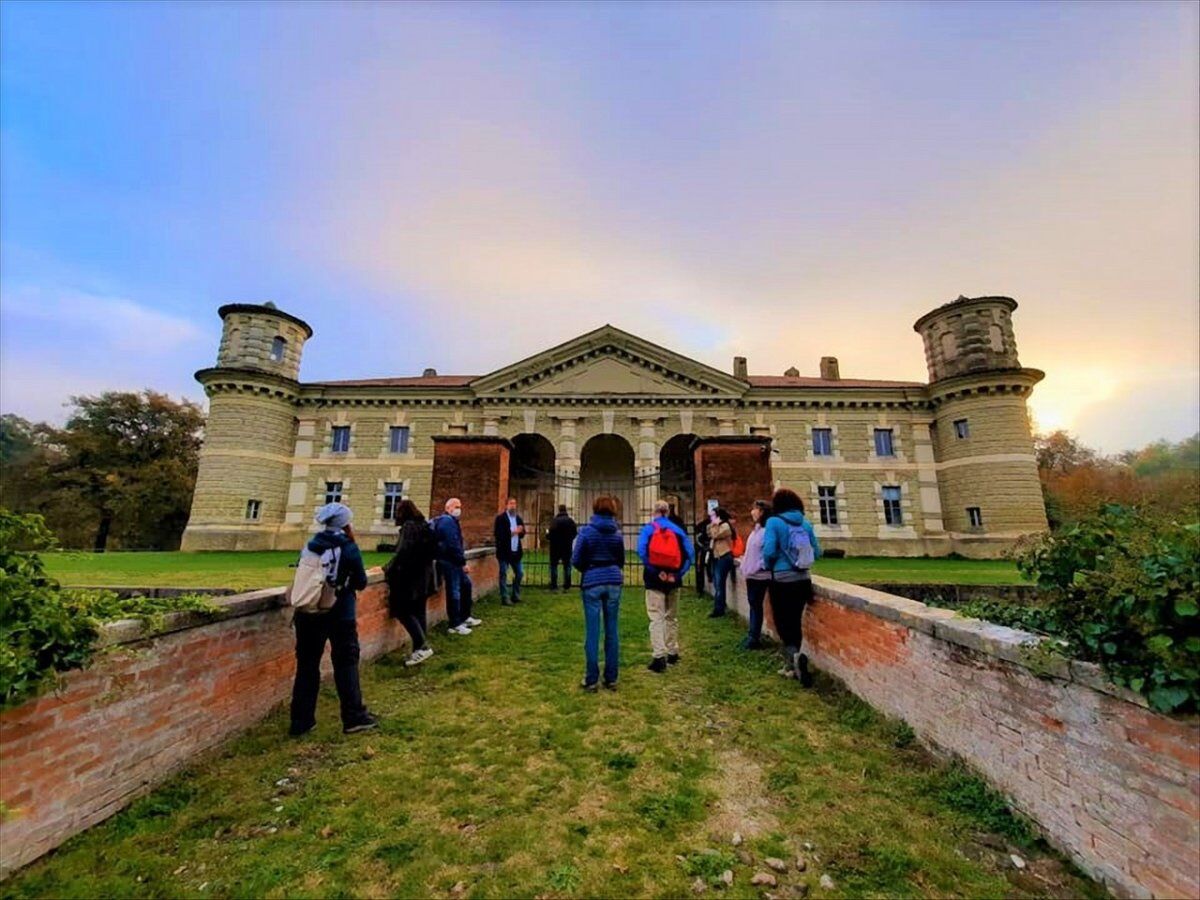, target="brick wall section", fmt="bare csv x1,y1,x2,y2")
717,569,1199,899
692,438,774,542
430,437,511,548
0,551,498,877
